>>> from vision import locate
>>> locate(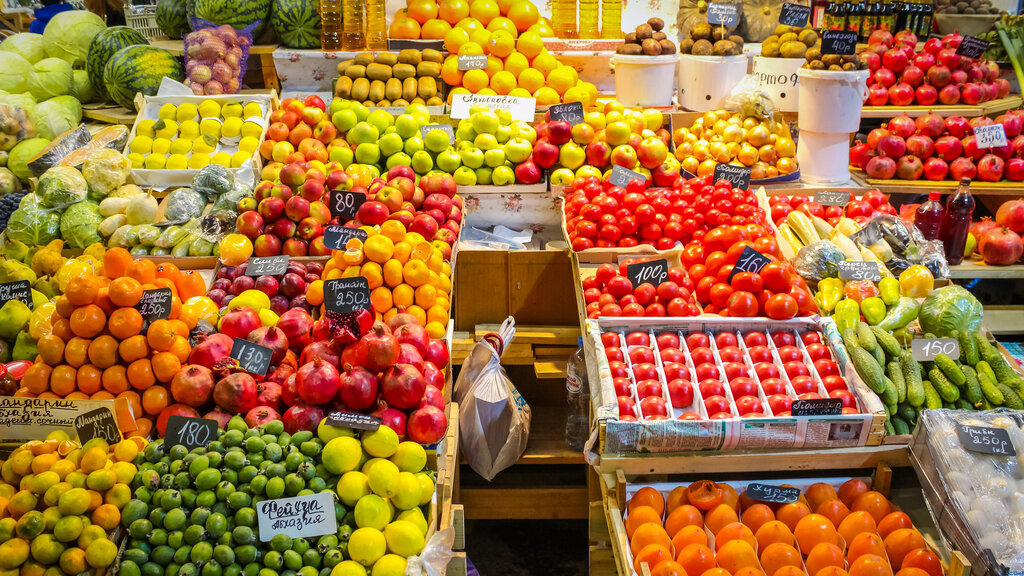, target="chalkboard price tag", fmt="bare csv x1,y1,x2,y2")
323,225,368,250
549,102,585,125
911,338,961,362
332,189,366,221
325,410,383,431
958,424,1016,456
821,30,858,55
778,2,811,27
955,35,990,59
975,124,1008,149
626,259,669,288
713,163,751,189
457,54,488,70
246,255,290,277
747,483,801,504
231,338,273,376
75,407,121,444
814,190,850,206
324,277,372,314
727,246,770,281
707,3,739,26
0,280,32,308
792,398,844,416
609,165,646,188
257,492,338,541
164,416,218,450
136,288,172,322
838,260,882,282
420,124,455,145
